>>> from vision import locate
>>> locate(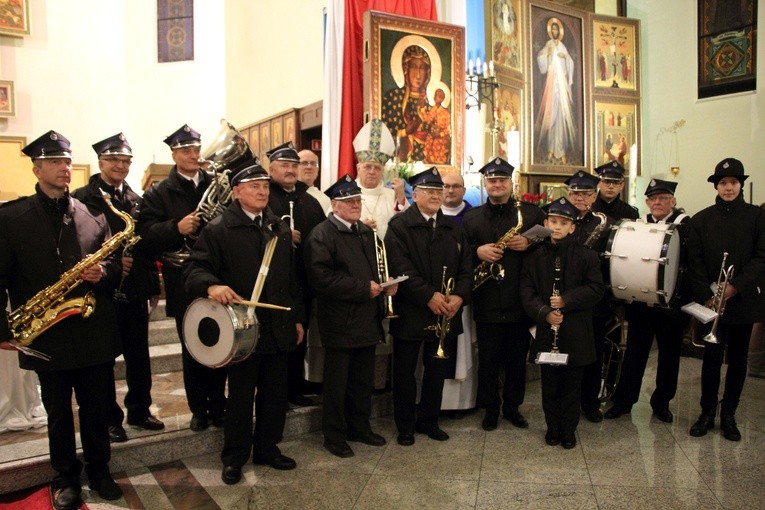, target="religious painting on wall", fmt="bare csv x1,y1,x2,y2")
249,128,260,163
492,75,524,164
698,0,757,99
364,11,465,169
0,81,15,117
489,0,523,75
592,15,640,95
594,98,640,175
0,0,30,37
527,0,588,173
260,122,271,163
